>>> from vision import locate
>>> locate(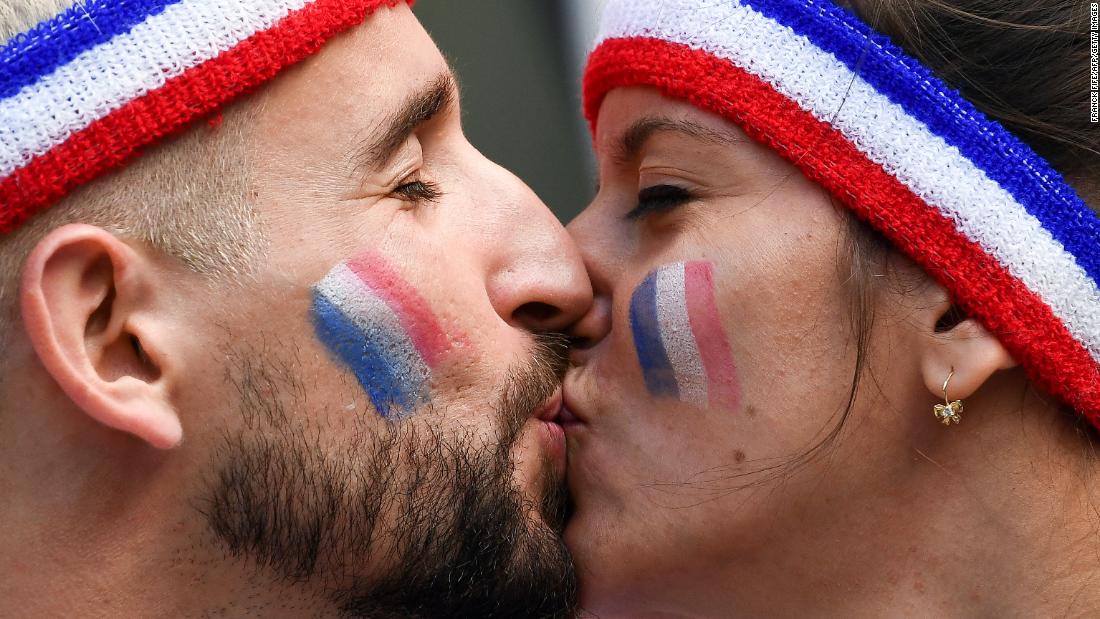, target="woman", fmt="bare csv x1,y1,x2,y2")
562,0,1100,616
